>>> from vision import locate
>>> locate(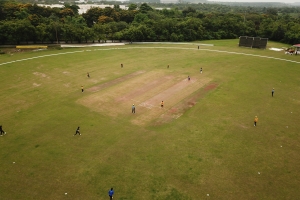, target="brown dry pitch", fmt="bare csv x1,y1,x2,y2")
77,70,216,126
